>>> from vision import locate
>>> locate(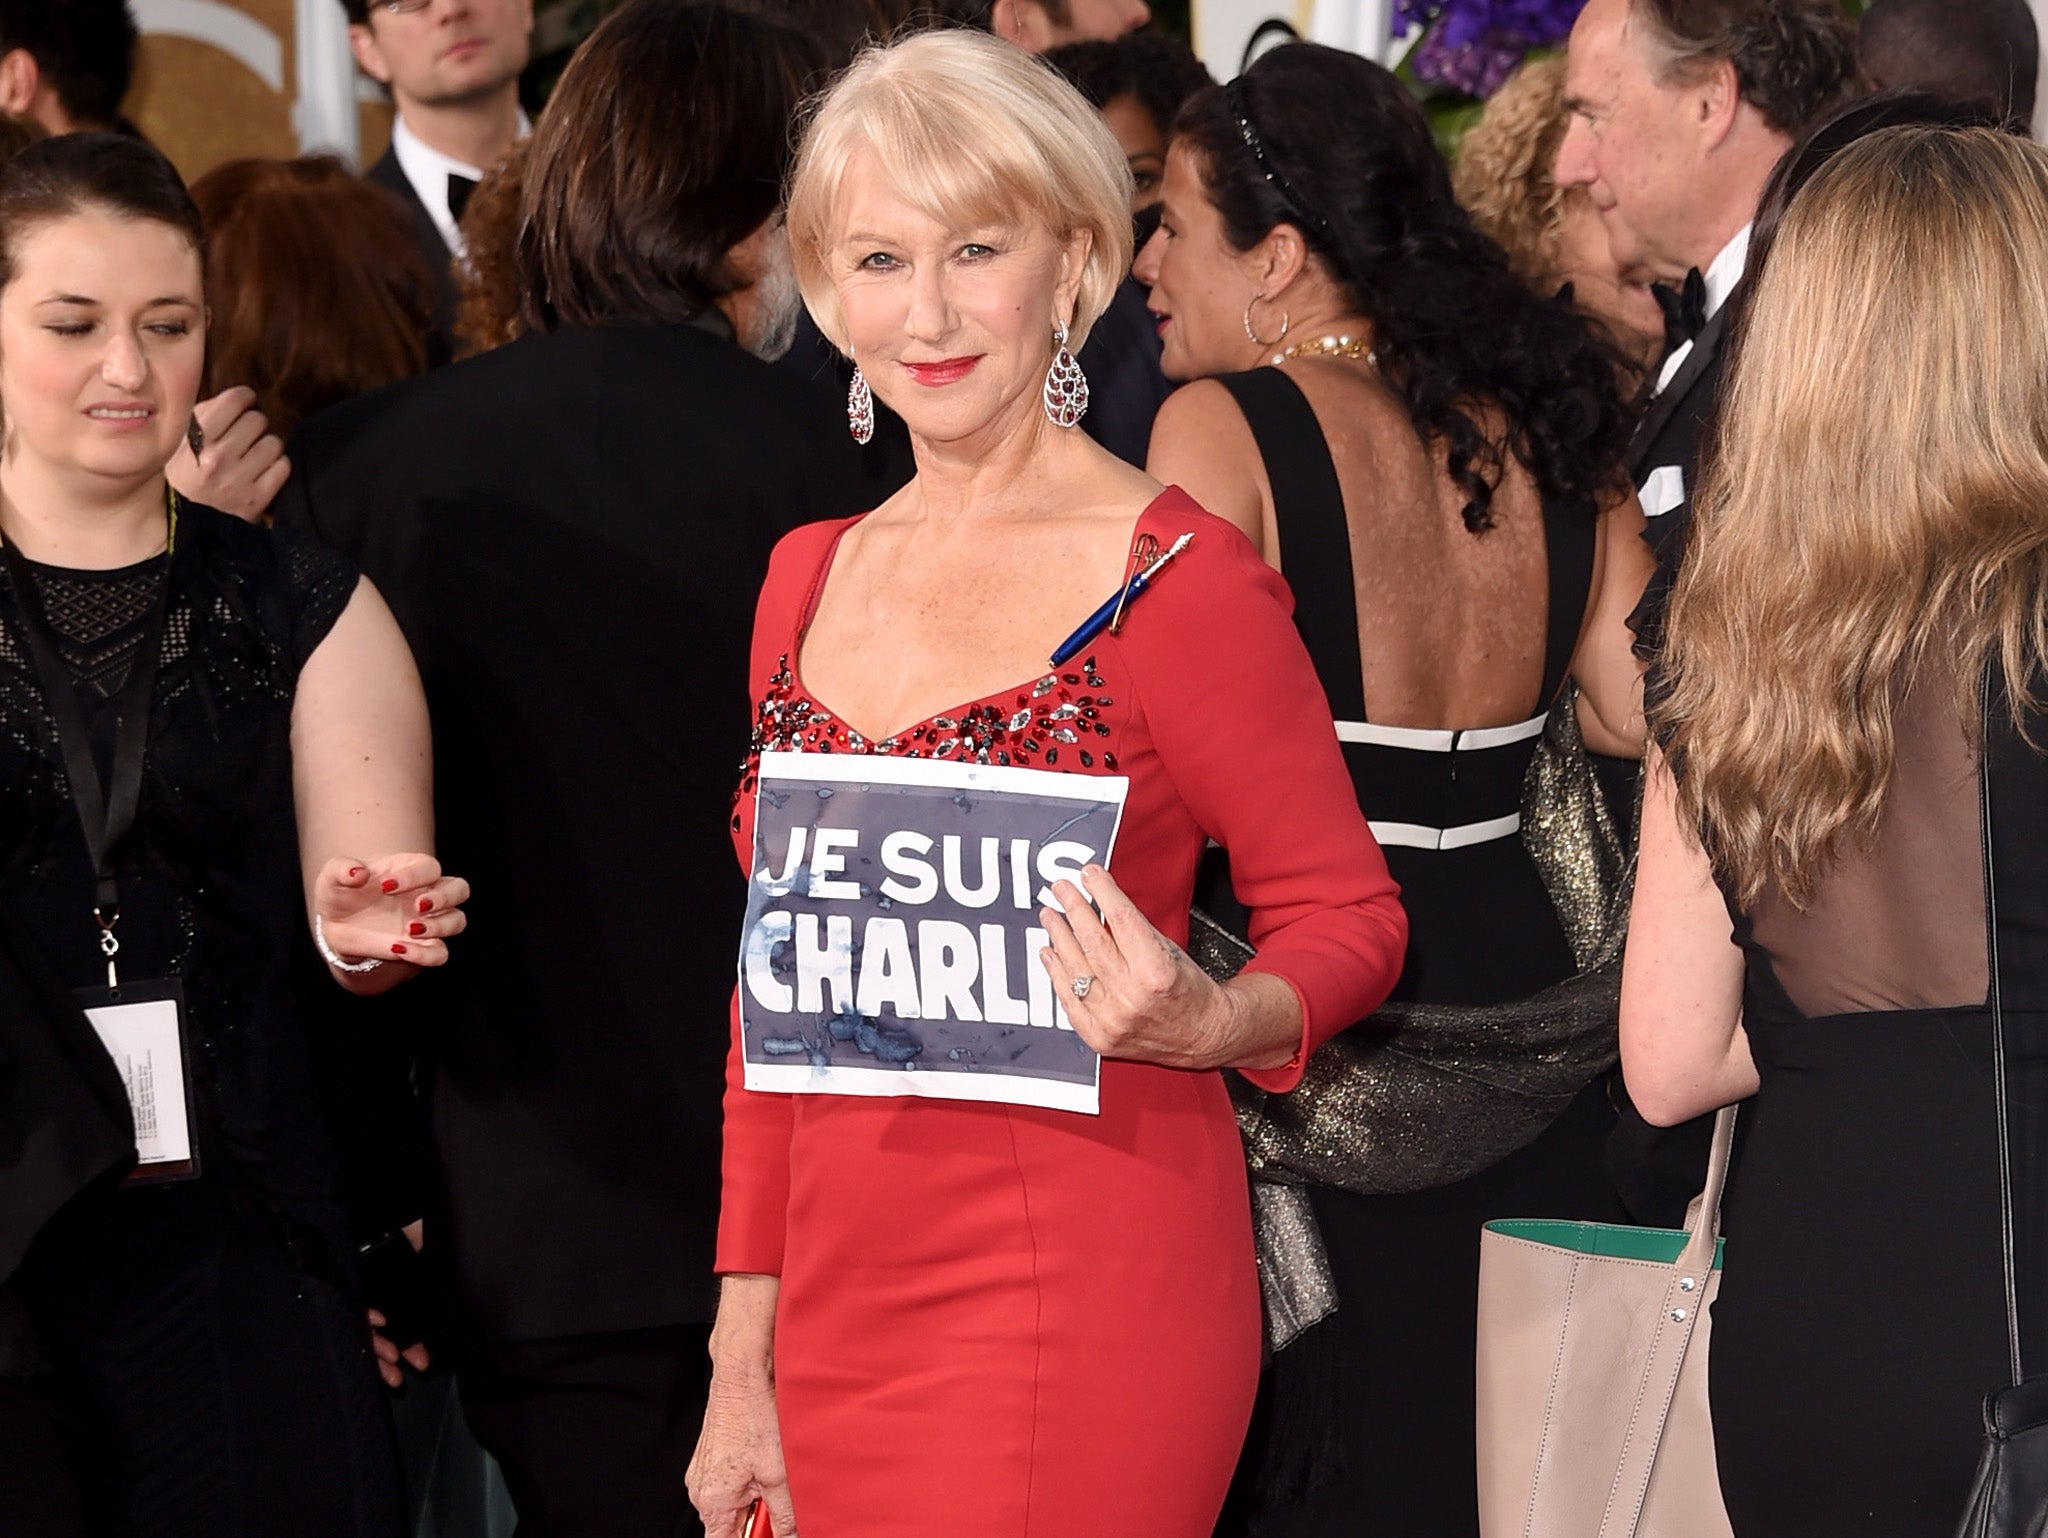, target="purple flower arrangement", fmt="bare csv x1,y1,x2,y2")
1395,0,1586,98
